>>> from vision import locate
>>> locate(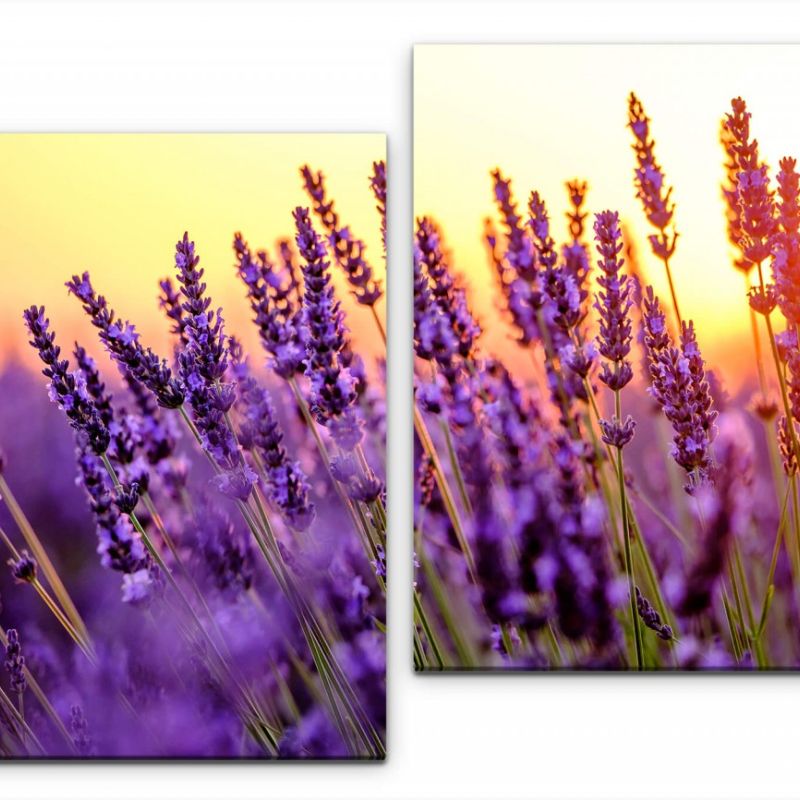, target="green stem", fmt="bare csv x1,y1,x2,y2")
414,590,445,670
615,391,643,671
413,404,476,581
661,250,683,331
760,482,791,640
0,475,91,645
